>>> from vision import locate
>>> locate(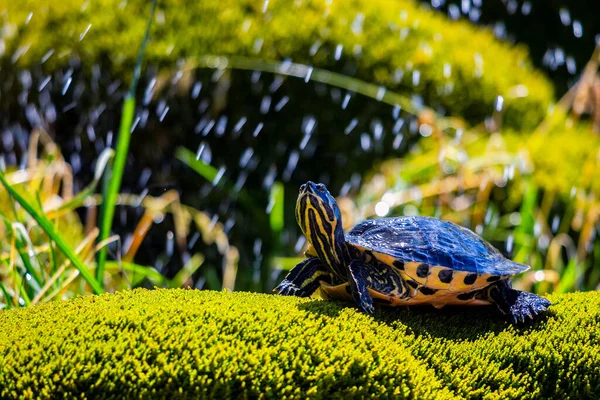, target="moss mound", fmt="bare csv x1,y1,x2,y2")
2,0,552,130
0,289,598,399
